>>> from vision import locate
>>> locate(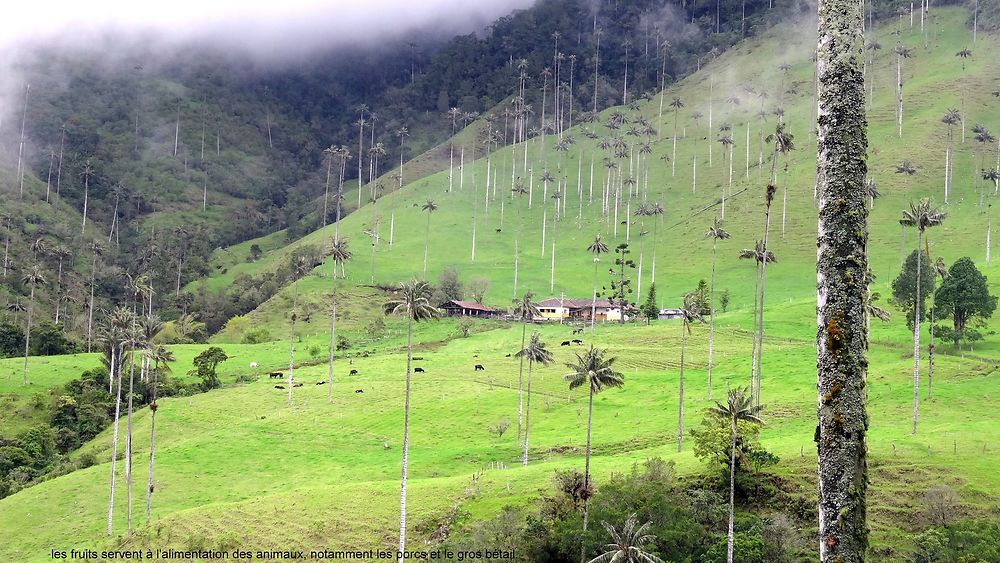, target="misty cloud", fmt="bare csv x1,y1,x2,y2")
0,0,536,58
